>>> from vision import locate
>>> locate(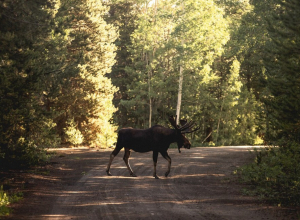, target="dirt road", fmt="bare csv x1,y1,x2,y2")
6,146,293,220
